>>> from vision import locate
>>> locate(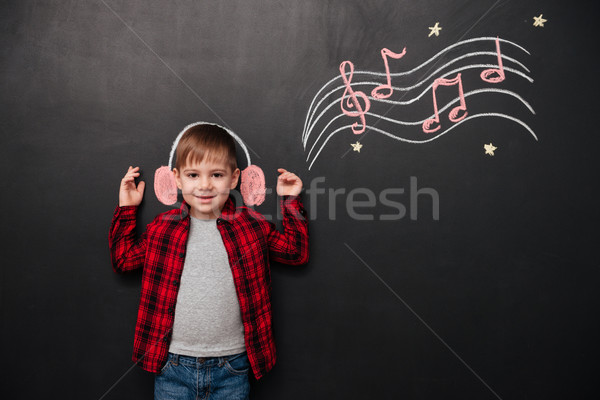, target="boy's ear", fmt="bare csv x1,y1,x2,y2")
230,168,241,190
173,168,183,189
